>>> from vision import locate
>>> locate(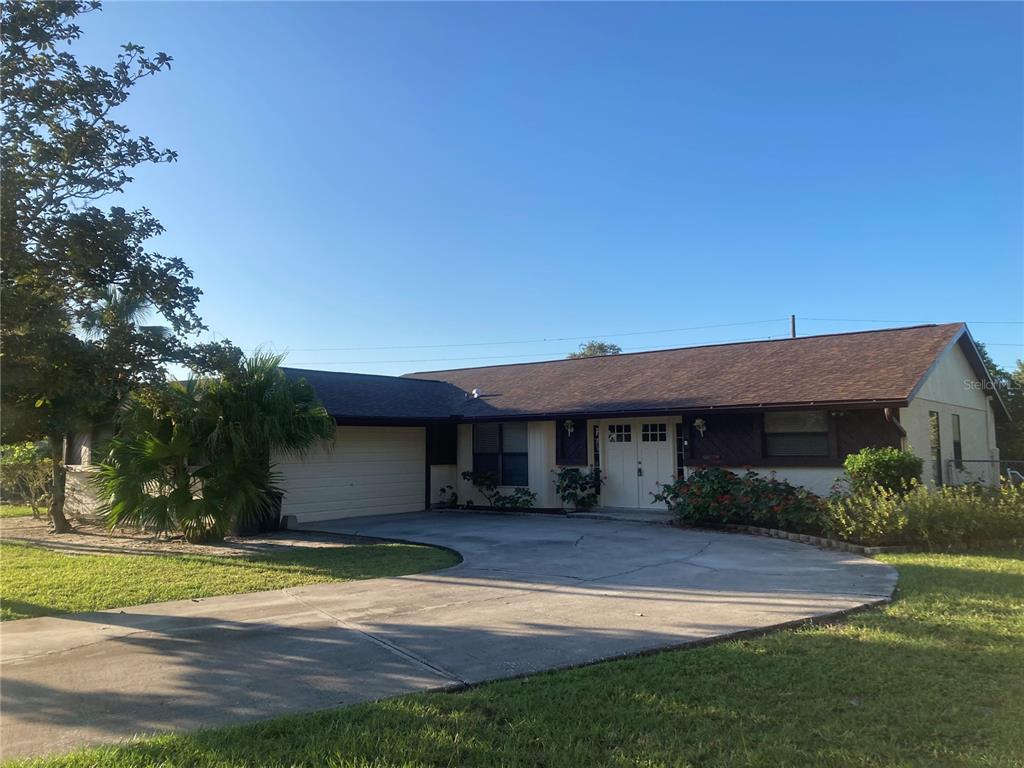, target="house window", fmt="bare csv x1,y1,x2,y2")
608,424,631,442
592,424,601,470
929,411,942,485
764,411,830,457
641,423,667,442
951,413,963,470
473,422,529,486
